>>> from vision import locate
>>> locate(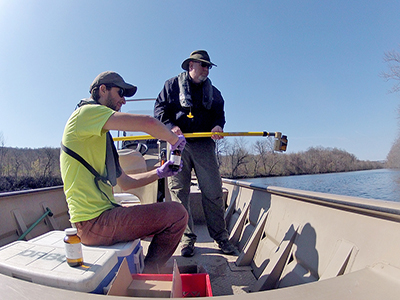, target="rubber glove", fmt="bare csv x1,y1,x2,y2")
170,135,186,152
156,160,183,178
